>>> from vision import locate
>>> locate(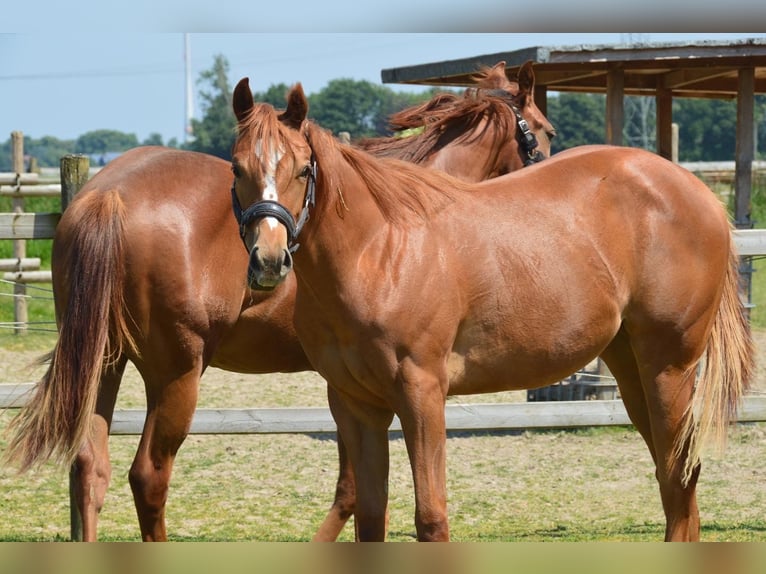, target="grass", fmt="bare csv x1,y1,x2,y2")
1,412,765,542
